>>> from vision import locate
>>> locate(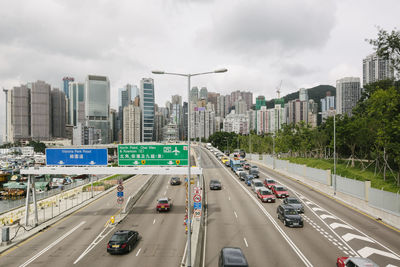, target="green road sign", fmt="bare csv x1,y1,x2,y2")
118,144,189,166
